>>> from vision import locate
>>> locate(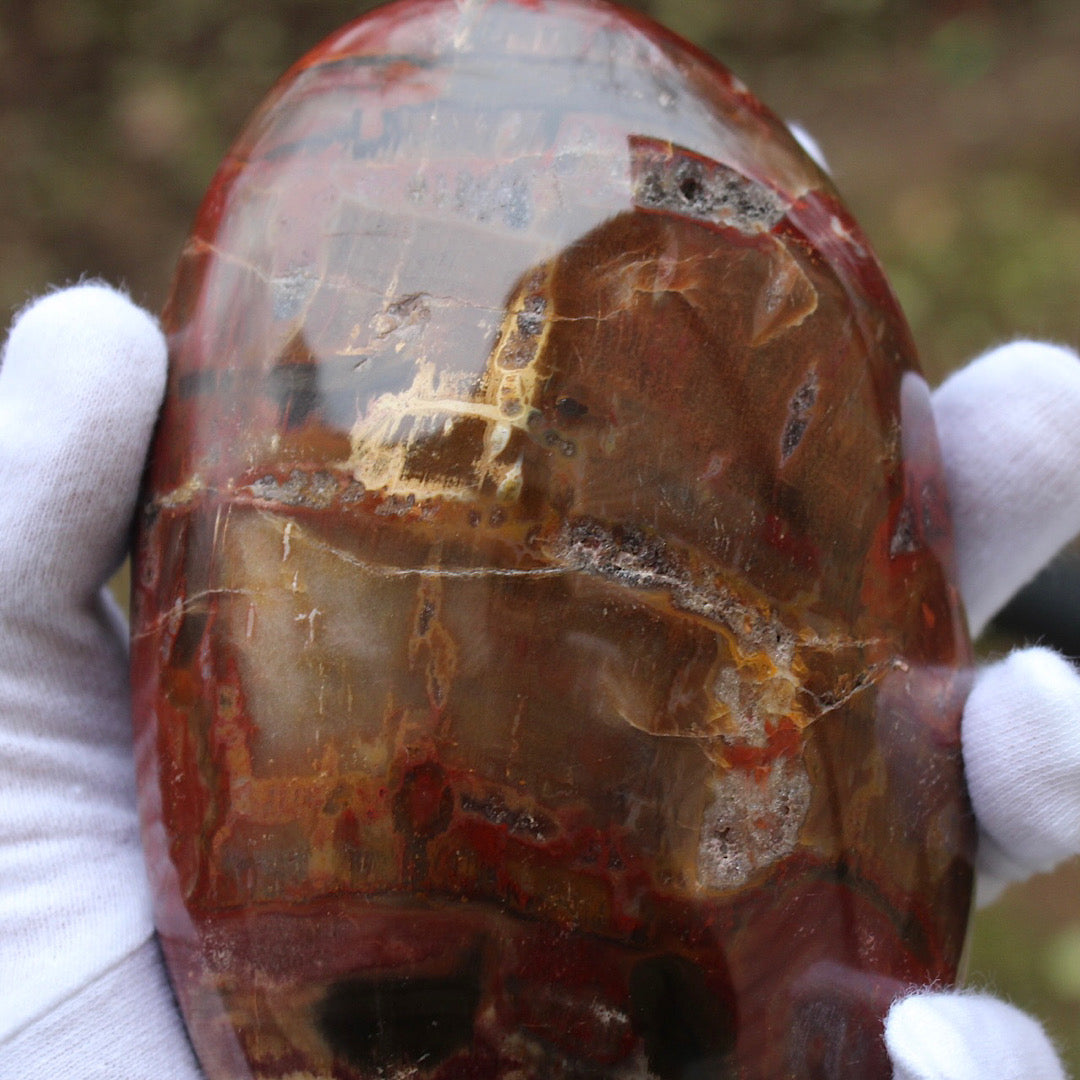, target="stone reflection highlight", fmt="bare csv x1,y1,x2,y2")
131,2,975,1078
